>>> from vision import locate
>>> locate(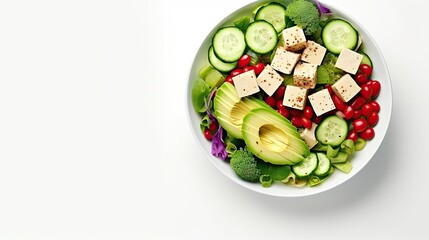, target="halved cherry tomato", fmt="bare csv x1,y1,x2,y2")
352,118,368,132
237,54,251,68
360,127,375,140
254,63,265,75
332,94,346,111
301,117,312,129
230,68,243,77
343,106,354,120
